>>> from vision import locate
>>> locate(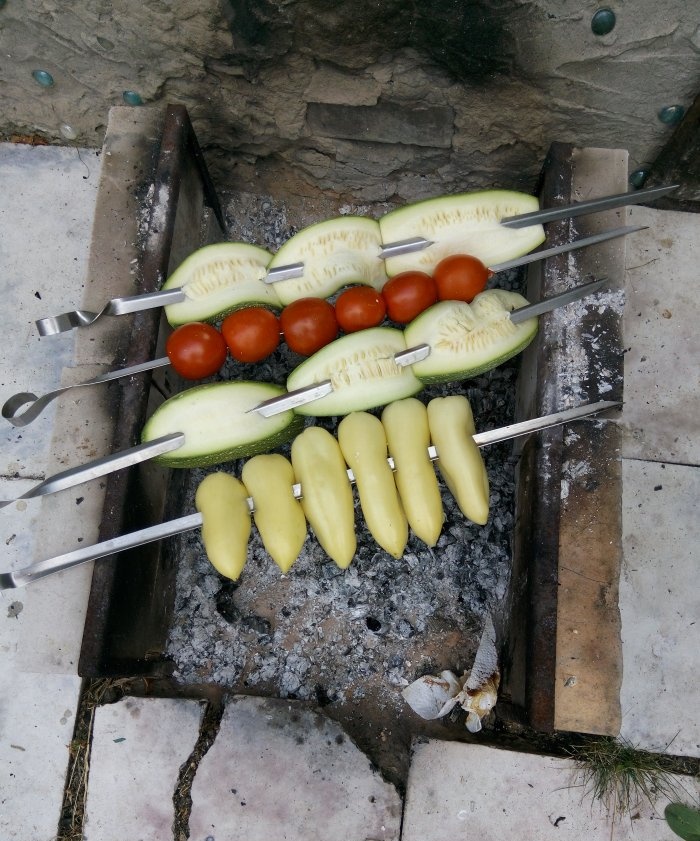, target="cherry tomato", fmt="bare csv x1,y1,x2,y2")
166,322,227,380
432,254,492,303
280,297,339,356
335,286,387,333
382,271,438,324
221,307,281,363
